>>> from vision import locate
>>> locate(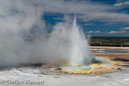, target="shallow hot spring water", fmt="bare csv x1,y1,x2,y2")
60,56,121,74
